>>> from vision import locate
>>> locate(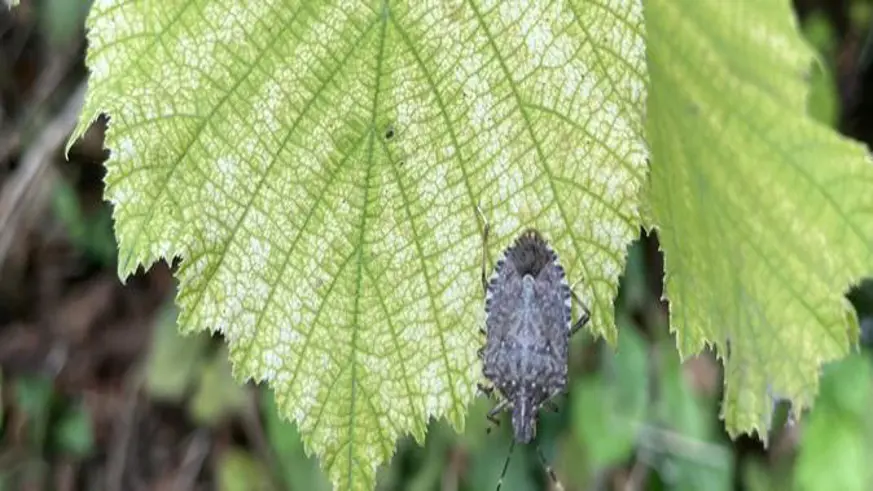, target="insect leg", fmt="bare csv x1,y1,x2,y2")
495,439,516,491
541,387,564,413
568,287,591,337
477,382,494,398
475,202,491,296
486,399,508,433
